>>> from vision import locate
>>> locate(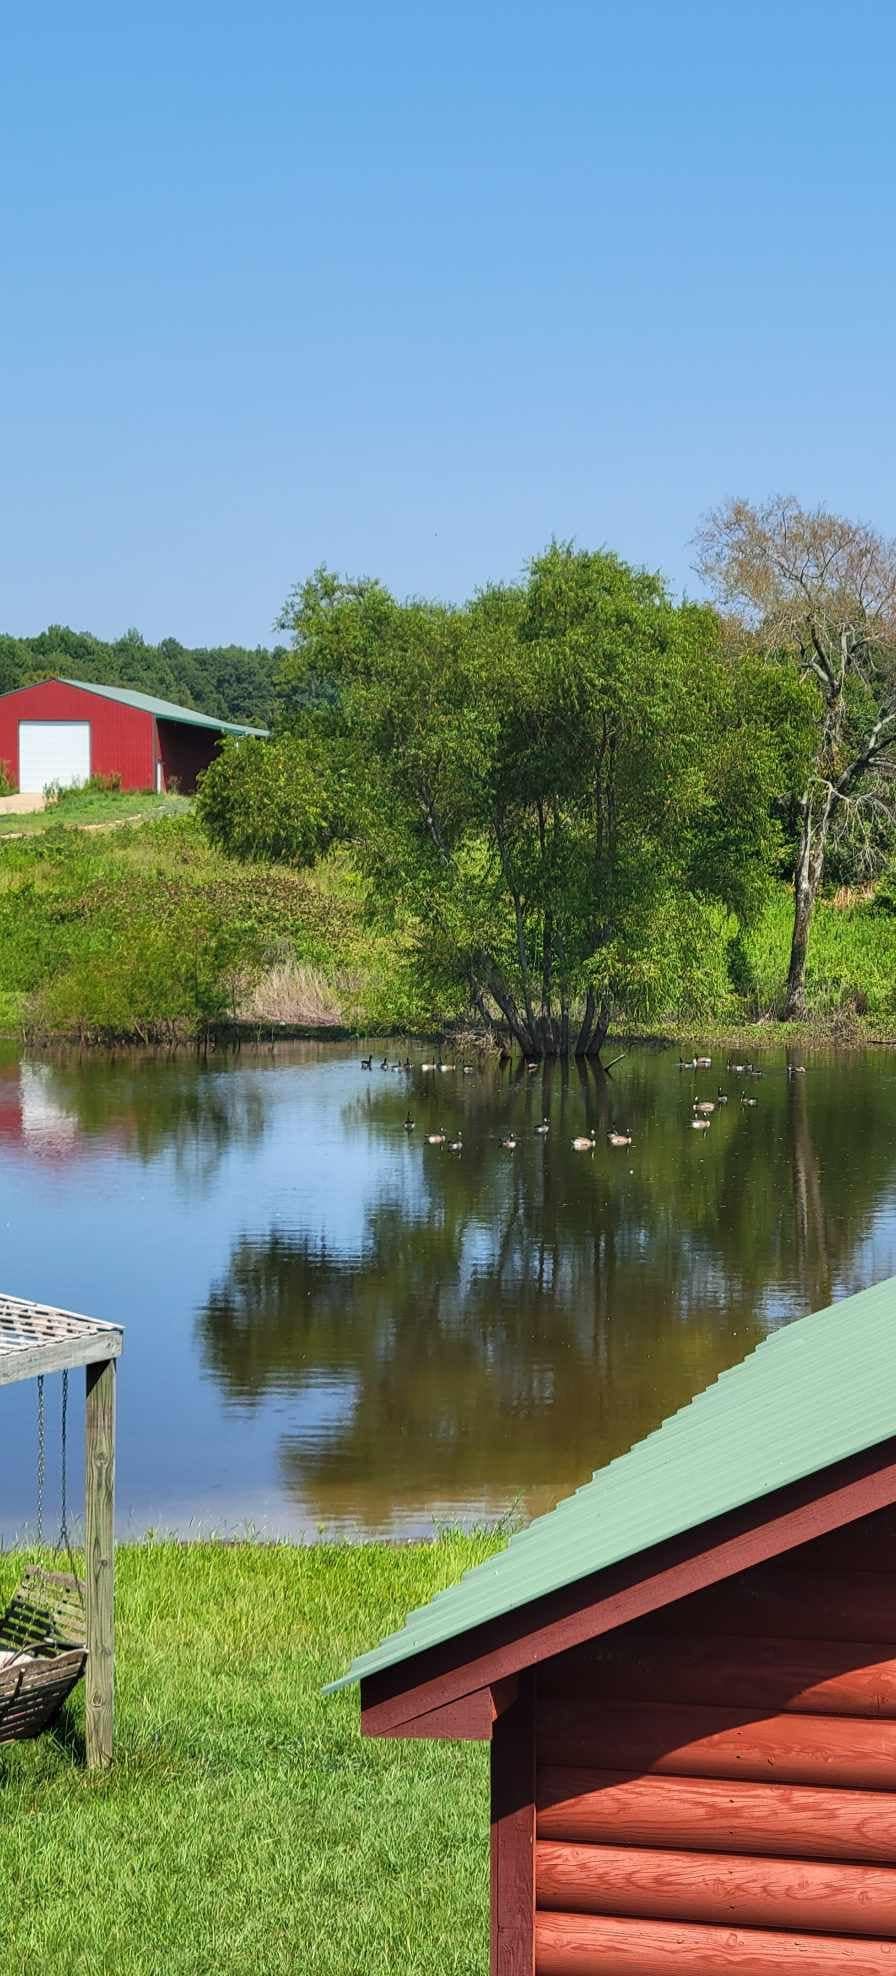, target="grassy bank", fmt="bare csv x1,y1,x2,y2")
1,807,896,1042
0,813,440,1040
0,1535,500,1975
0,789,190,836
